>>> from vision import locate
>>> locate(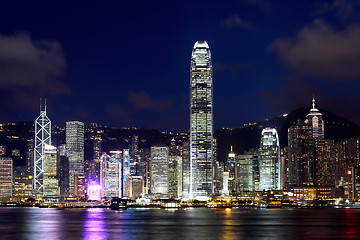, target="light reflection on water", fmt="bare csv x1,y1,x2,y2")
0,207,360,239
82,208,108,240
